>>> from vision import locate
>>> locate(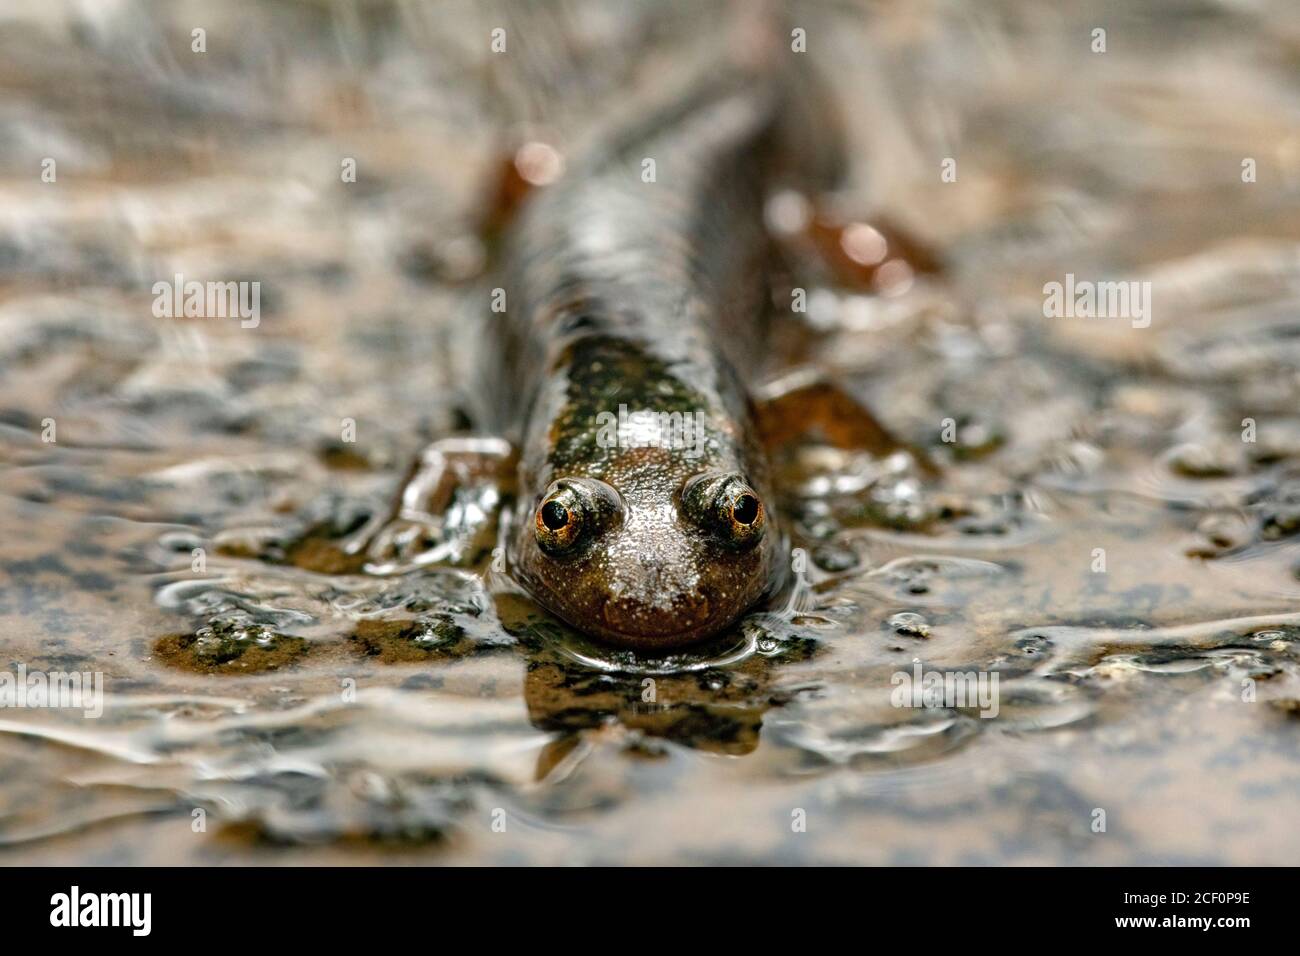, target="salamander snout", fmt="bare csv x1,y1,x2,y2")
602,590,712,639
